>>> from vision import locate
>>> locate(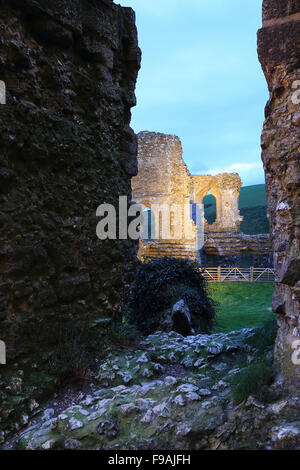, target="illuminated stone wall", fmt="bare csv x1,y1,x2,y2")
132,132,198,261
193,173,243,232
132,132,259,263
